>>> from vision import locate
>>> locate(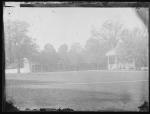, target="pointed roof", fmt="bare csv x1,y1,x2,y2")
106,39,123,56
105,49,116,56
